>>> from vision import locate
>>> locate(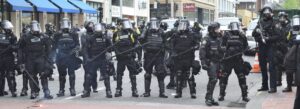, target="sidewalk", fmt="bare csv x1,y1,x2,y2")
246,82,296,109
